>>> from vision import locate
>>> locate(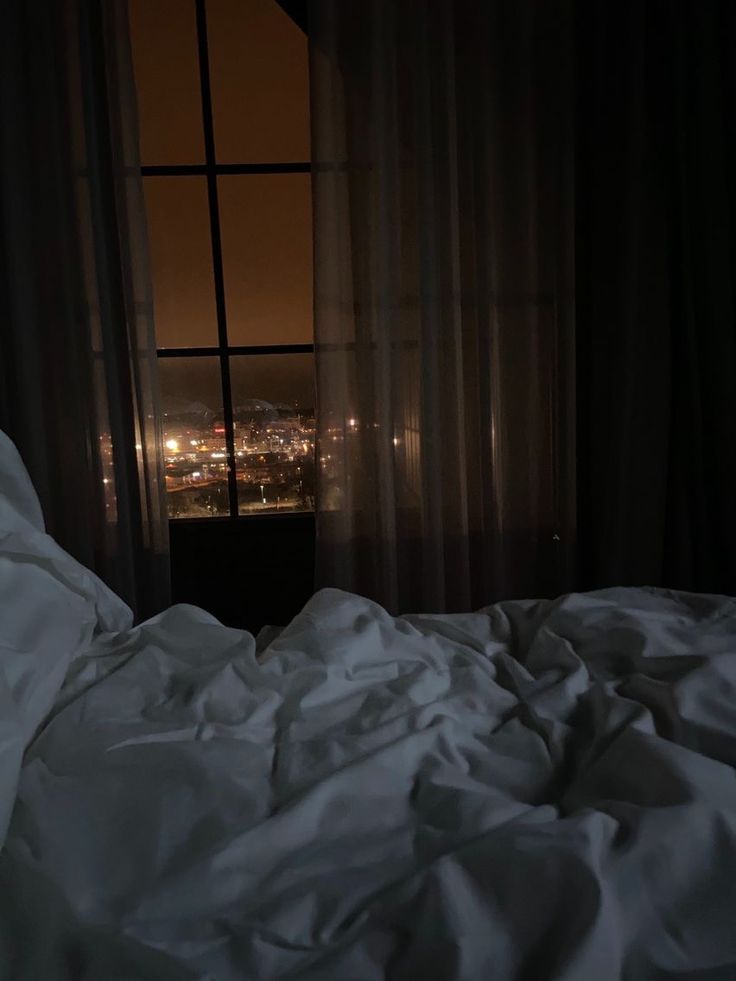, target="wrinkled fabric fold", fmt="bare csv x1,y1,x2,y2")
2,585,736,979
